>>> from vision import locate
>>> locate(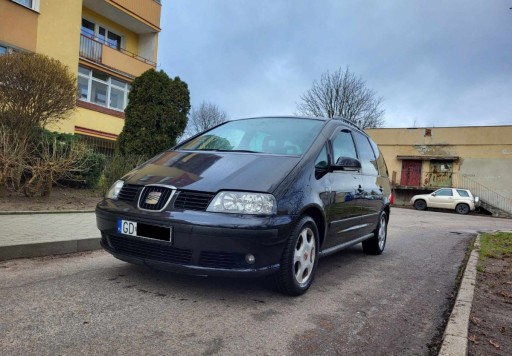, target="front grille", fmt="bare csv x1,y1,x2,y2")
138,186,175,211
118,184,141,202
174,191,215,211
199,251,246,269
106,234,192,264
